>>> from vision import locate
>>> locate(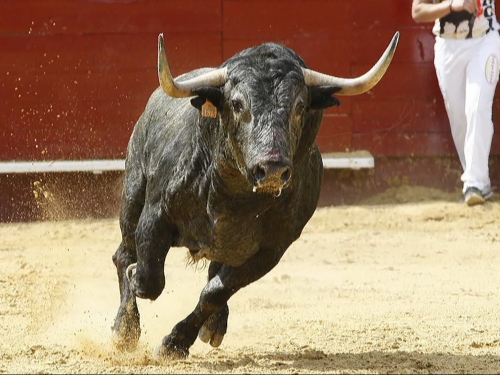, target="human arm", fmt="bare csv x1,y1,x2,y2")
411,0,478,23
